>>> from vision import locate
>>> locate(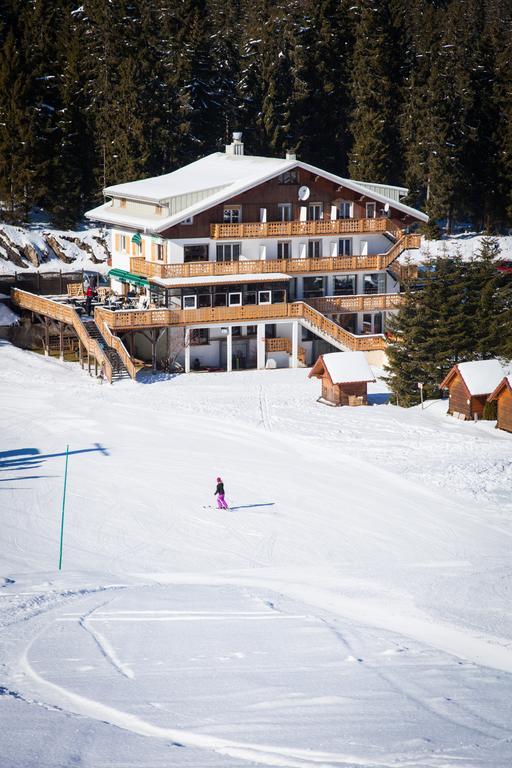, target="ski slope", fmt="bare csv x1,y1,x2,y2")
1,341,512,767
